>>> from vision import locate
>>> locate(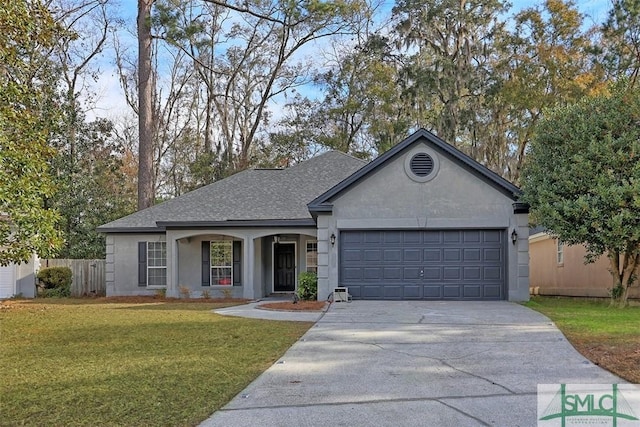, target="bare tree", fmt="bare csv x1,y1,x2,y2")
154,0,369,180
113,0,370,202
48,0,112,156
138,0,155,209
